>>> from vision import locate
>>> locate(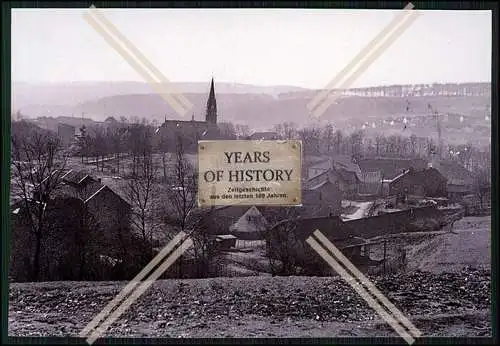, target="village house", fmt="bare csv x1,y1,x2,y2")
307,156,361,180
228,206,269,240
10,196,97,281
197,205,268,241
387,167,448,201
57,123,76,147
34,169,131,233
357,157,429,196
305,160,359,199
198,185,343,241
302,179,343,216
428,159,476,201
267,215,380,274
